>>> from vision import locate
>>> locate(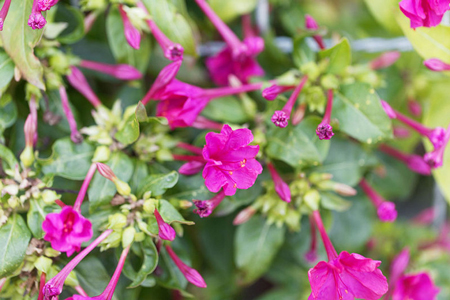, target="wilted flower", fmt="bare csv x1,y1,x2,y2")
267,162,291,202
28,0,46,30
316,89,334,140
262,84,296,101
193,190,226,218
305,14,325,50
